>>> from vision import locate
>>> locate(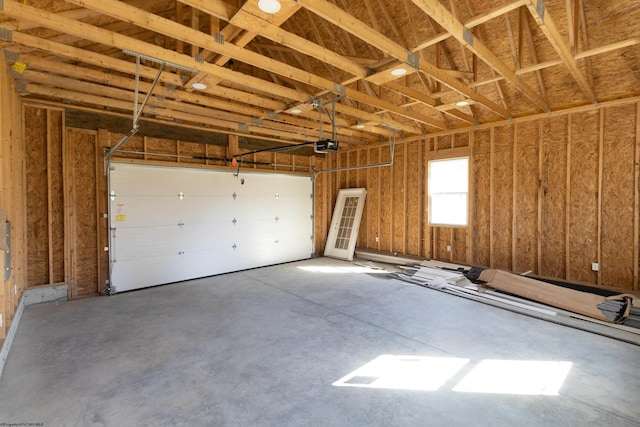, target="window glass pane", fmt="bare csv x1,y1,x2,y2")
429,157,468,226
